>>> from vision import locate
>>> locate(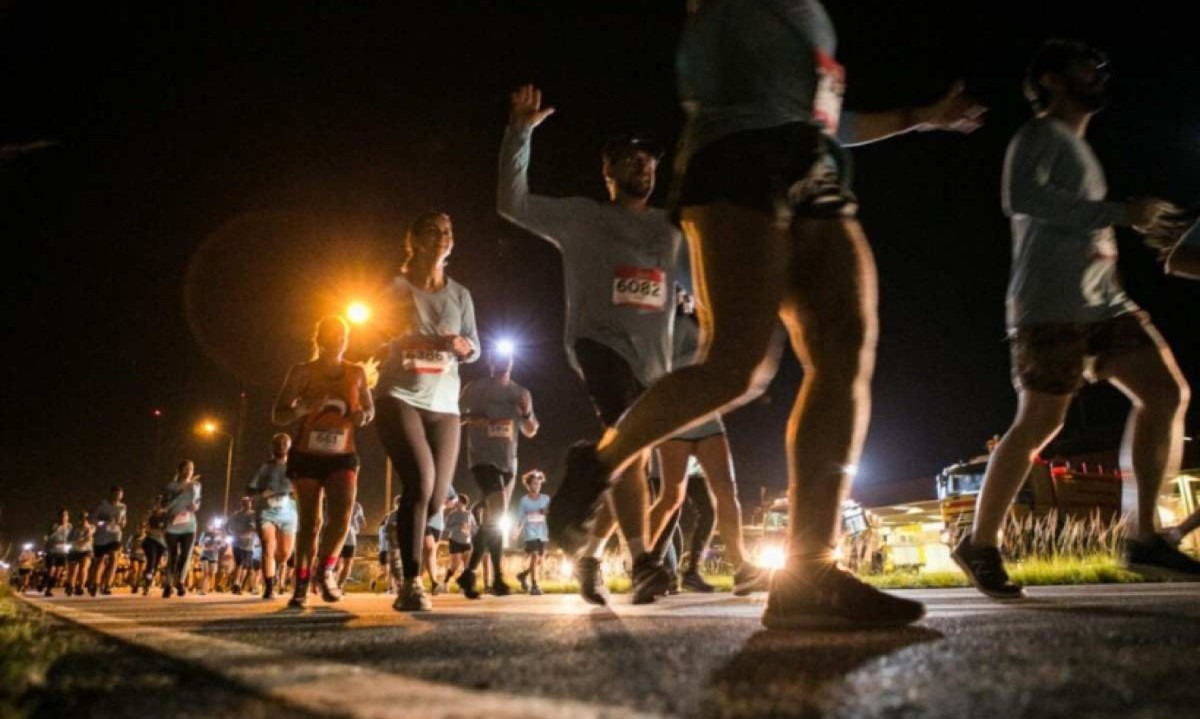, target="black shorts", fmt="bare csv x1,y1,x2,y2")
448,540,472,555
287,449,360,482
67,550,92,562
573,338,646,428
672,122,857,224
233,548,254,568
425,527,443,541
340,543,356,560
94,542,121,558
524,539,547,555
1010,311,1162,395
378,551,389,566
47,554,67,568
471,465,514,497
